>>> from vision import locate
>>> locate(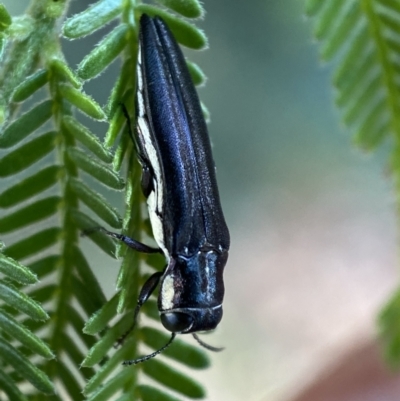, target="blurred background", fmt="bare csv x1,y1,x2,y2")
5,0,400,400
